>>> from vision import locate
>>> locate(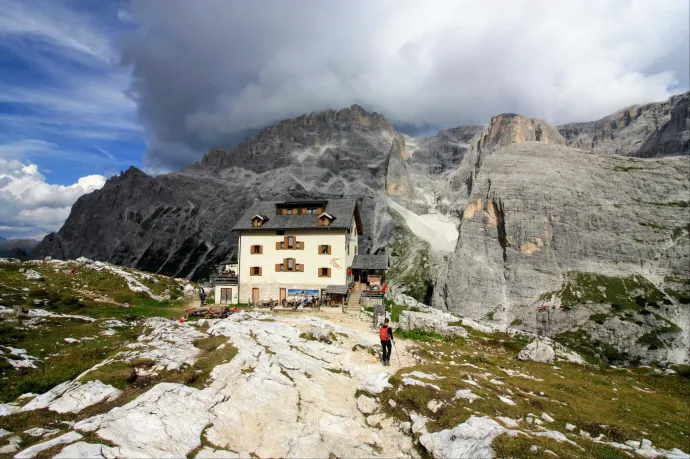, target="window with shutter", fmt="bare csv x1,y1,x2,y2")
287,259,294,271
288,236,294,248
251,267,261,276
